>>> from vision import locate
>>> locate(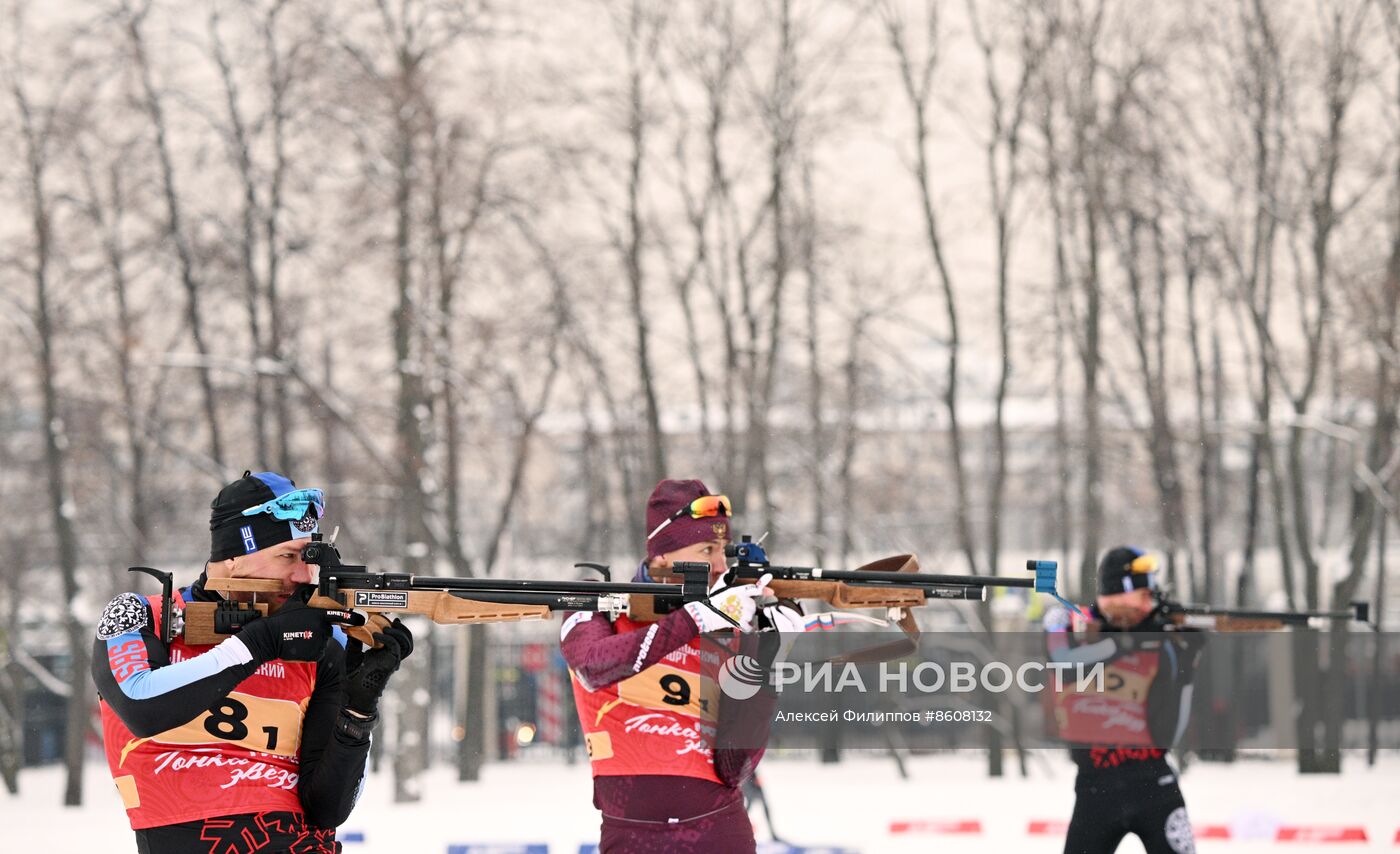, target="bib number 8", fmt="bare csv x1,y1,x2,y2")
205,700,251,741
169,692,301,755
